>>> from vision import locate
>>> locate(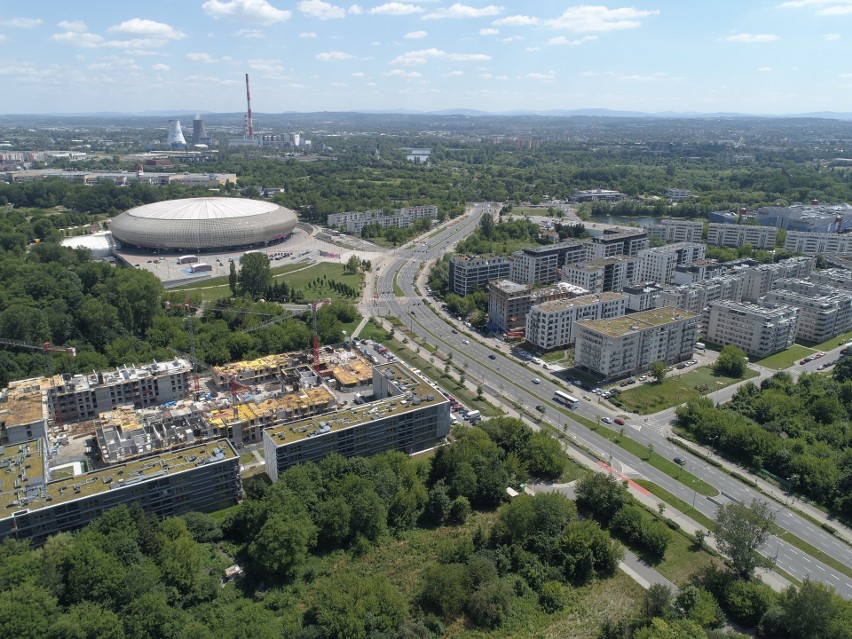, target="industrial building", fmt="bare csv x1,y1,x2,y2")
783,231,852,256
707,223,776,250
327,205,439,234
487,280,585,334
263,363,451,481
574,307,698,380
646,219,703,244
762,280,852,344
525,292,626,350
637,242,706,285
558,257,637,294
447,255,511,296
705,301,798,358
110,197,298,252
0,439,240,545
